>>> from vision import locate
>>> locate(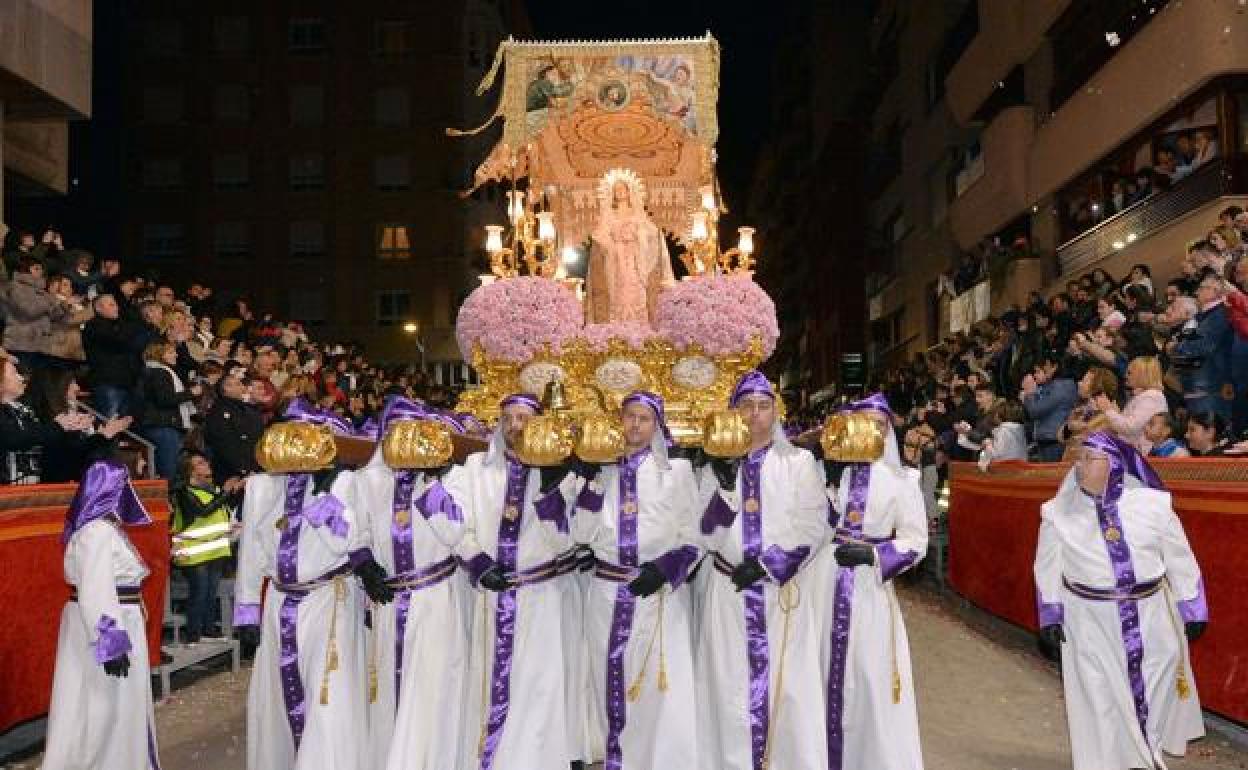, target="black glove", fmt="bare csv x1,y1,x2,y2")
312,466,345,497
237,625,261,652
422,464,453,482
479,564,512,592
568,457,601,482
628,562,667,598
539,464,569,495
1185,621,1207,642
102,653,130,678
710,457,741,491
834,544,876,568
823,460,848,488
730,557,767,592
354,558,395,605
668,445,707,469
1038,624,1065,663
